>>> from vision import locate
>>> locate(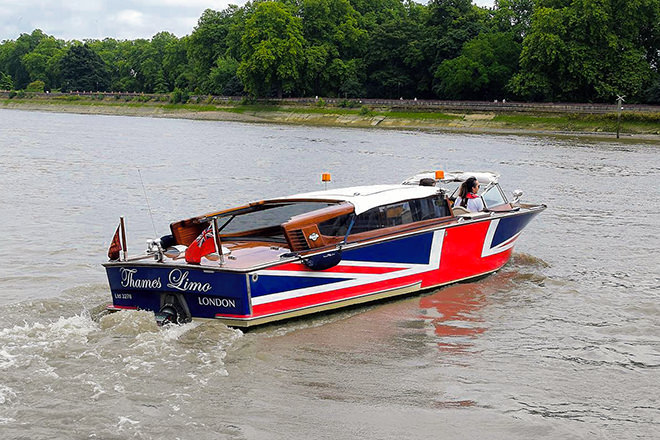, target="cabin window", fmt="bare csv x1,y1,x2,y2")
481,186,507,209
318,214,353,237
318,196,449,237
414,196,450,220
